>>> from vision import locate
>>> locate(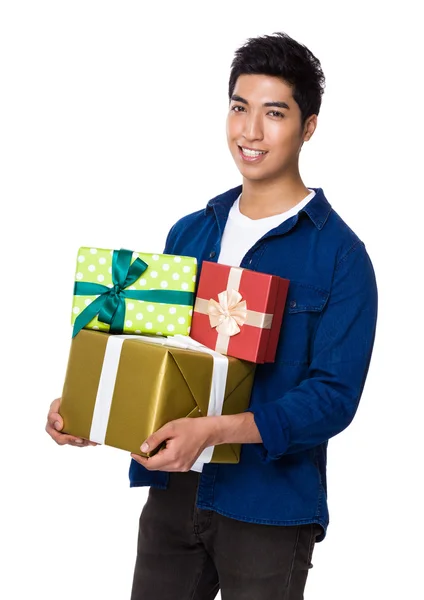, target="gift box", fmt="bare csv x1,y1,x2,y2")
71,247,197,338
190,261,290,363
59,329,255,463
